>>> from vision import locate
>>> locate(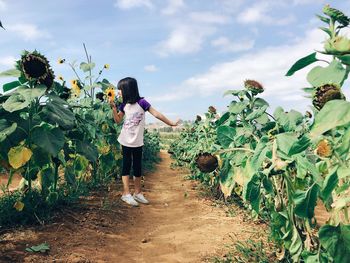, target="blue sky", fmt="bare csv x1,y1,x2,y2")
0,0,349,122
